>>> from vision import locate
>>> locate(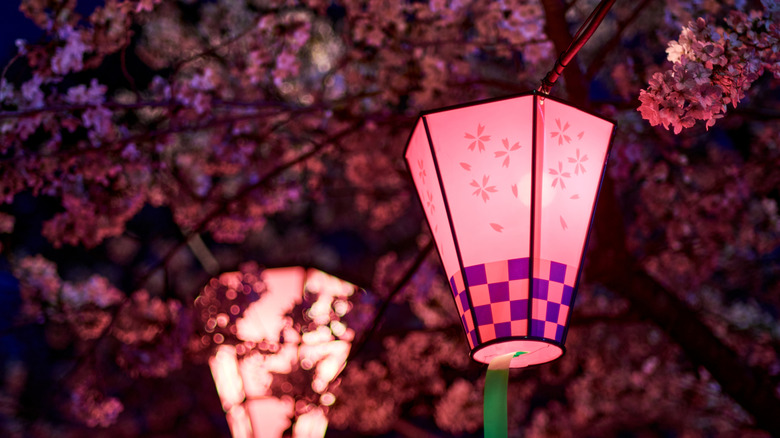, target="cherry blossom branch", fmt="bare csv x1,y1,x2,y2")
0,52,23,84
120,43,140,98
171,22,259,71
134,121,369,291
0,98,303,120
